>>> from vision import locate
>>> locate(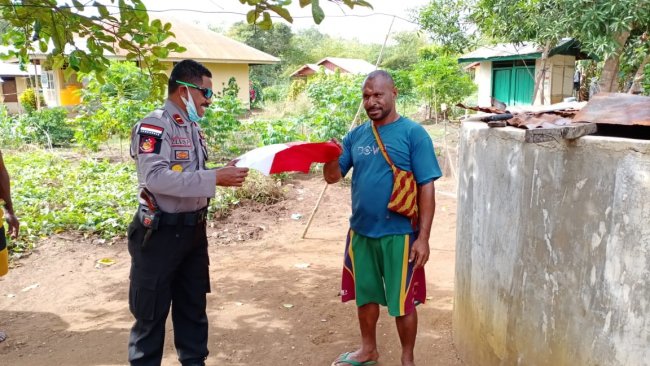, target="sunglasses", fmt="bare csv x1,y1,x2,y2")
175,80,214,99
